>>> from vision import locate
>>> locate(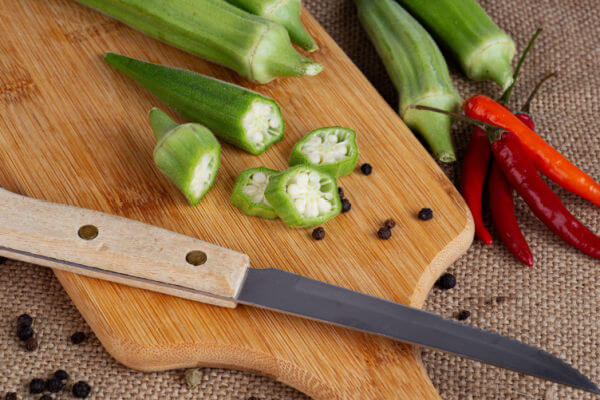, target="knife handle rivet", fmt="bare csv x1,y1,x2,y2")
78,225,99,240
186,250,207,266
